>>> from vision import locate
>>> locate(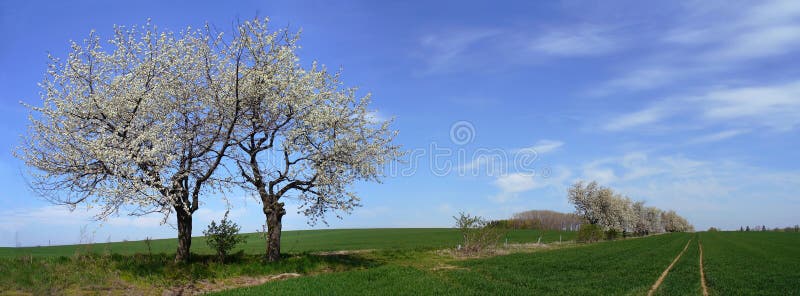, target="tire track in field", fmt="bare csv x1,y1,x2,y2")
699,241,709,296
647,238,692,296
